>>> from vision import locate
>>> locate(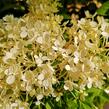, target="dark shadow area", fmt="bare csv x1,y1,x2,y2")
0,0,28,18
